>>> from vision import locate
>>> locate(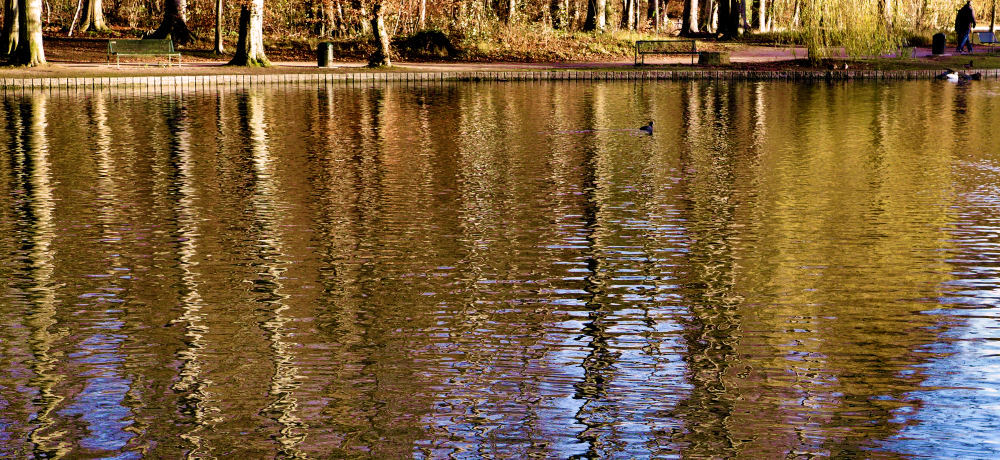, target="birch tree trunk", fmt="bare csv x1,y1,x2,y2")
213,0,223,53
13,0,44,66
229,0,269,66
418,0,425,29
